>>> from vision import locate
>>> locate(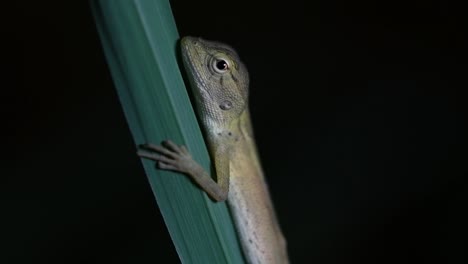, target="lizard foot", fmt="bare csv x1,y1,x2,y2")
137,140,198,174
